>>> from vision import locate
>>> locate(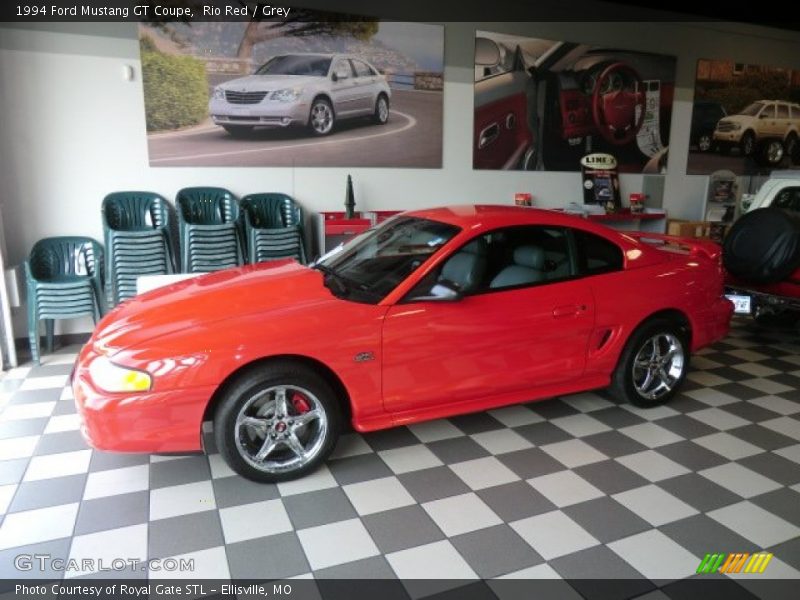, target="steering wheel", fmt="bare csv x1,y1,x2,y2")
591,62,646,146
